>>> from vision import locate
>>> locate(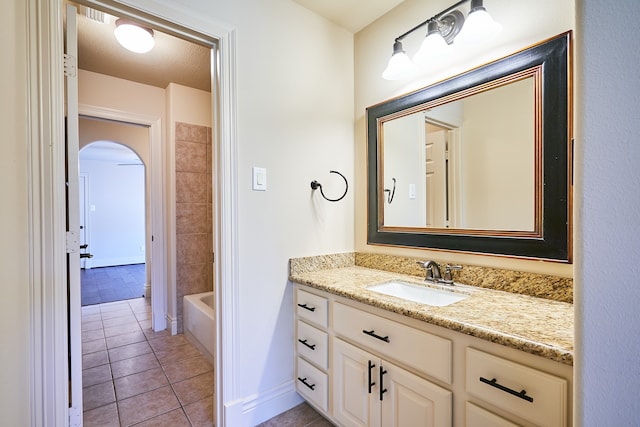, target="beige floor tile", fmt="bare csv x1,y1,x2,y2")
155,342,201,365
133,408,191,427
163,355,213,384
111,352,159,379
127,298,149,309
102,314,138,328
83,338,107,355
105,330,146,349
184,396,214,427
142,327,171,340
108,341,152,362
134,310,151,321
171,371,214,406
117,385,180,426
138,319,152,329
256,402,324,427
82,320,103,332
82,364,112,388
82,402,119,427
148,334,189,352
100,301,131,312
307,417,335,426
82,328,105,343
101,307,134,321
83,381,115,411
83,350,109,370
114,367,168,400
82,313,102,323
82,305,101,315
104,322,141,338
